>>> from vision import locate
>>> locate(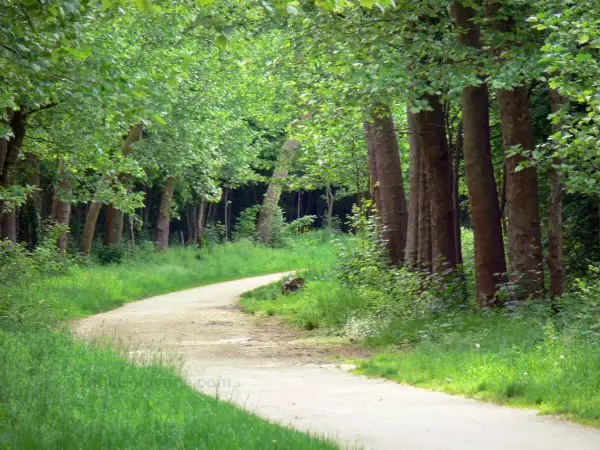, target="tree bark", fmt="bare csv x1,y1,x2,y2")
405,108,422,266
548,89,567,300
103,122,144,246
51,159,73,252
414,95,457,273
255,139,299,244
451,1,507,306
497,87,545,298
485,1,545,299
196,199,206,247
364,103,408,265
417,153,432,270
453,121,463,265
364,120,382,213
223,187,229,241
80,123,144,255
155,176,176,251
325,183,334,229
0,109,26,243
103,204,124,246
19,154,41,249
